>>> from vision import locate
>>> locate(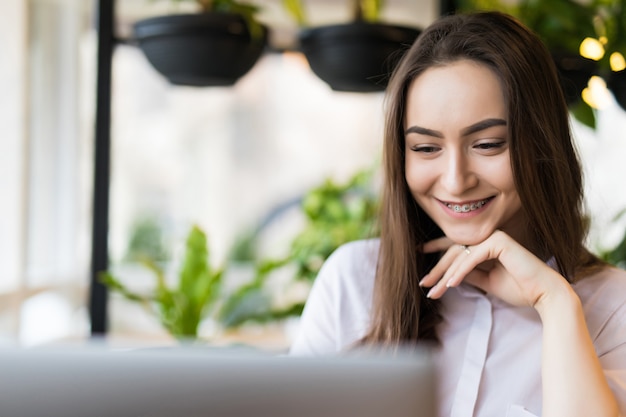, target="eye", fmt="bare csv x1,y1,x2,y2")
474,141,506,151
410,145,441,154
